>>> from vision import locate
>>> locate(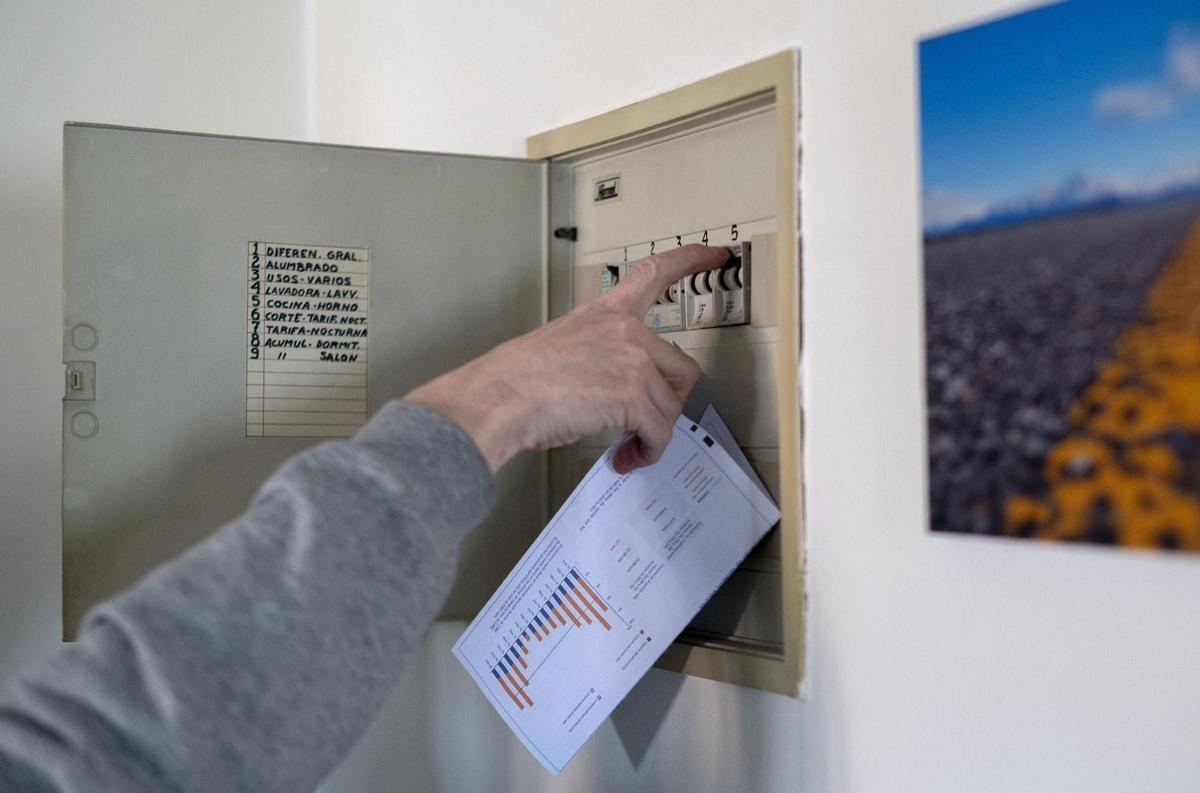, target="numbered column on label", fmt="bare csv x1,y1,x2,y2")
246,242,370,438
